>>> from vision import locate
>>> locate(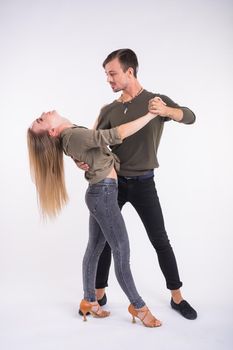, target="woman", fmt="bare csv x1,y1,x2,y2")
27,110,161,327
